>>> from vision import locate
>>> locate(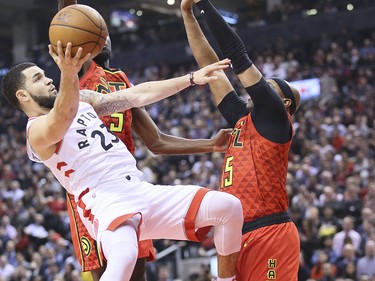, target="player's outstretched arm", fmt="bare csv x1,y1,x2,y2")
181,0,219,68
132,107,231,154
82,59,230,116
194,0,262,88
181,0,234,106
